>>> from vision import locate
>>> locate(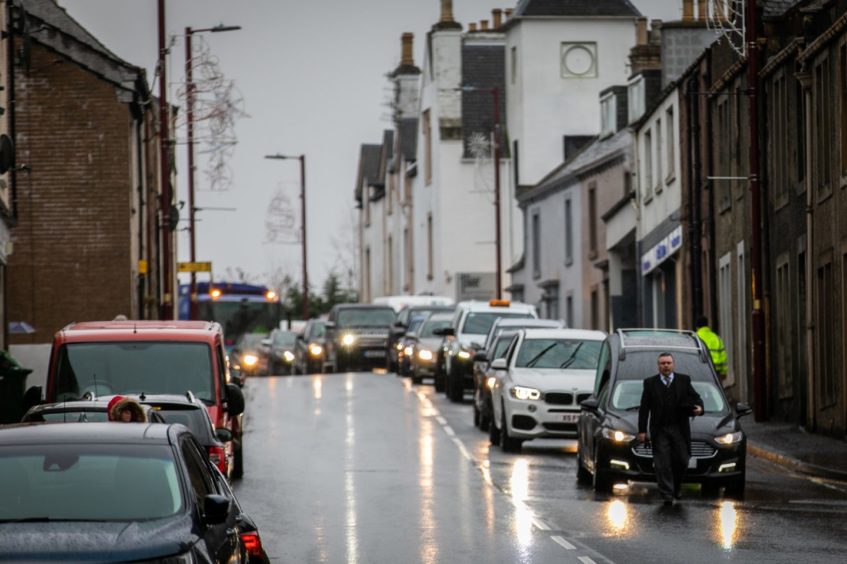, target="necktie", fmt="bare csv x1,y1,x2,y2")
663,376,671,387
